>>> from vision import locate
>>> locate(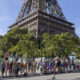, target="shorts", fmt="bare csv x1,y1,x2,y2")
20,67,24,71
1,68,5,73
5,67,10,72
5,58,8,60
40,67,43,71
